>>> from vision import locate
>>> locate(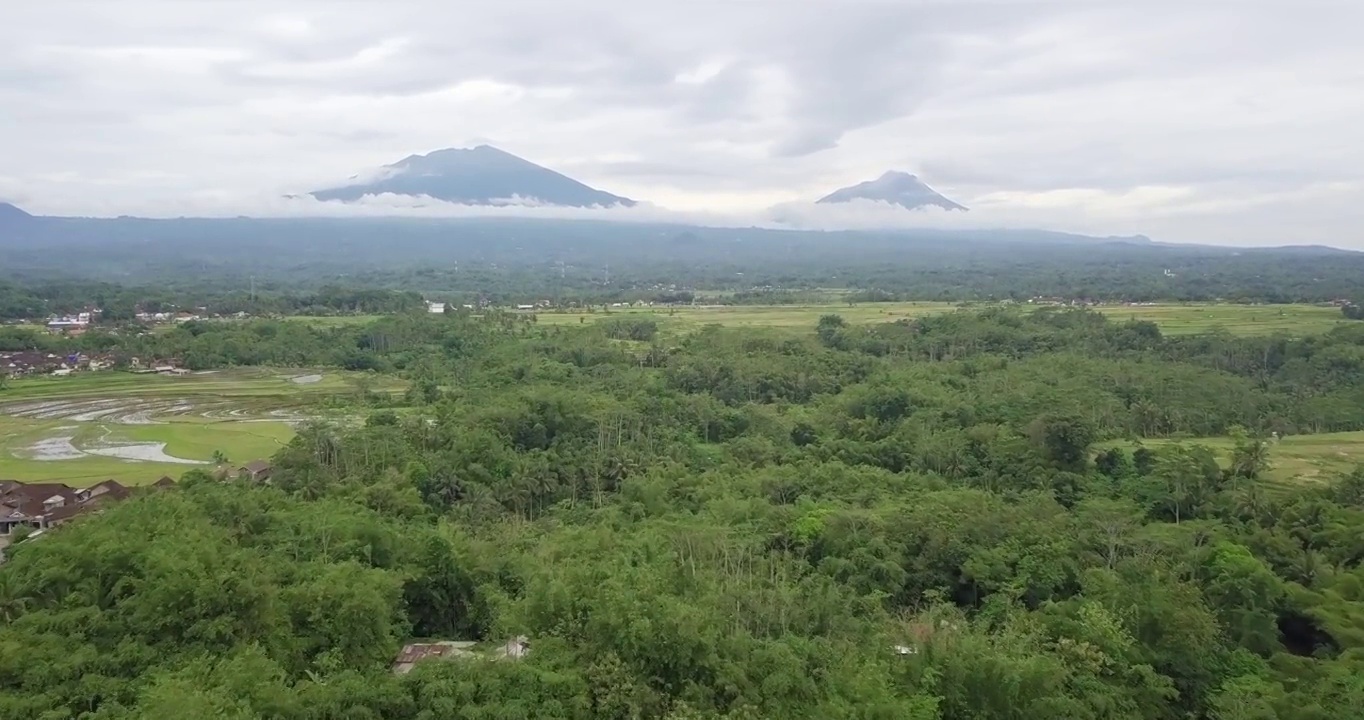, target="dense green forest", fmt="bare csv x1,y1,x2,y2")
5,308,1364,717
